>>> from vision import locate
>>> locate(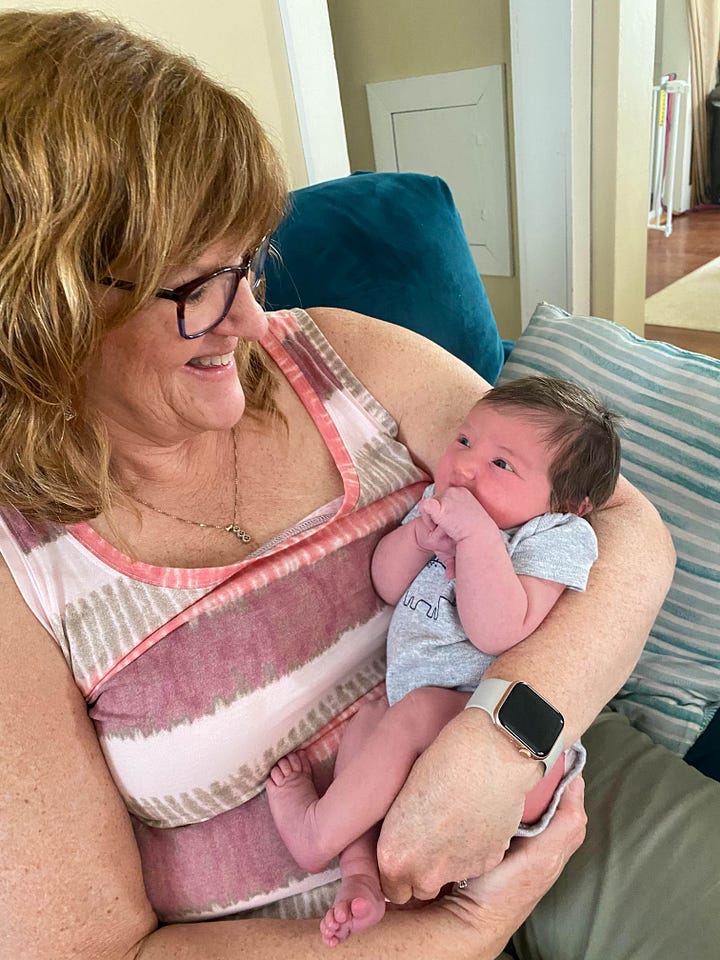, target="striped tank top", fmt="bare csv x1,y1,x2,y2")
0,308,427,922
